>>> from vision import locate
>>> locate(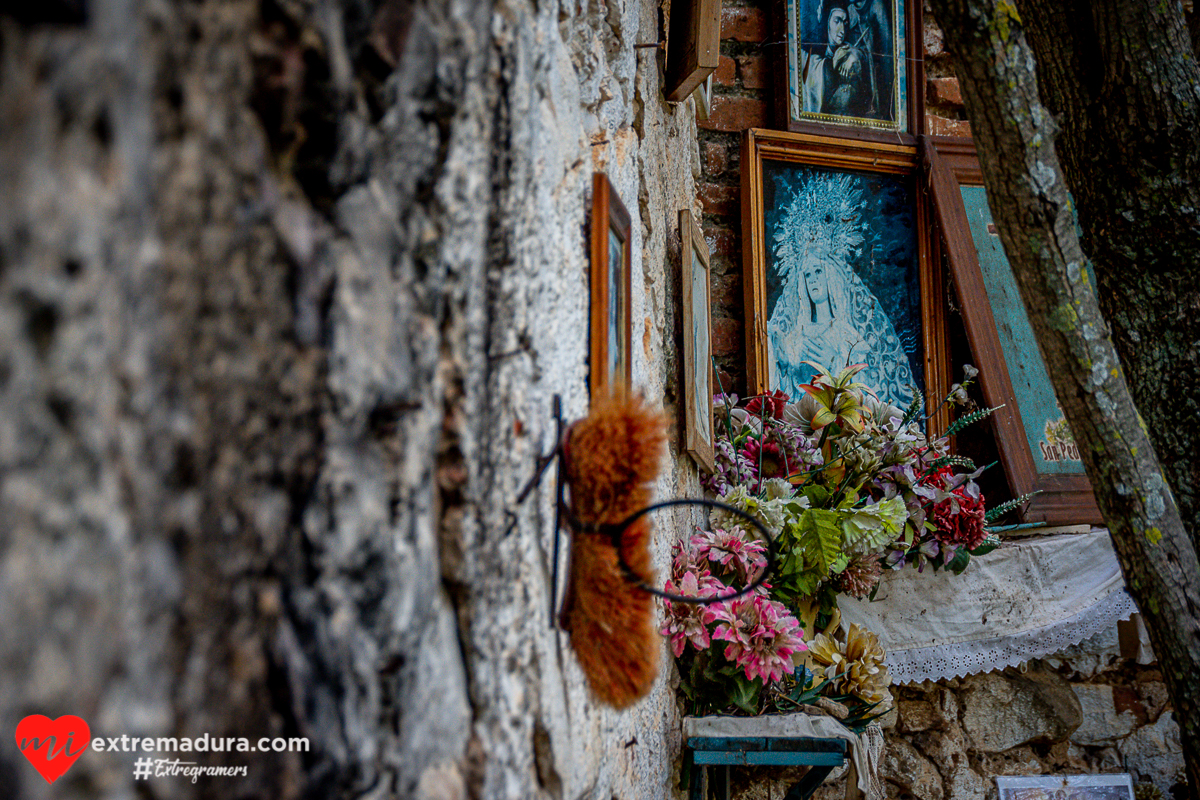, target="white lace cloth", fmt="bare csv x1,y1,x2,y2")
838,529,1139,684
